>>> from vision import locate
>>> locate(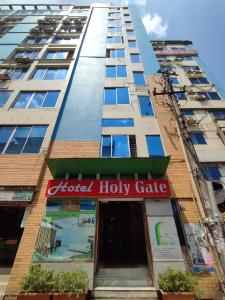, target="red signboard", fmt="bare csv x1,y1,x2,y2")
45,179,171,198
